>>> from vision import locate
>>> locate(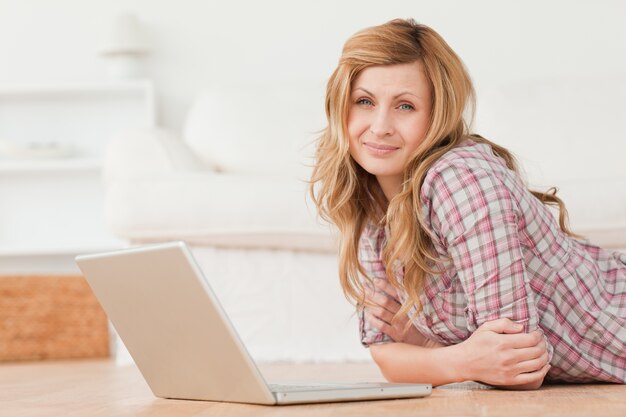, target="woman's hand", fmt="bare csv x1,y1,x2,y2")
364,278,443,348
456,318,551,388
